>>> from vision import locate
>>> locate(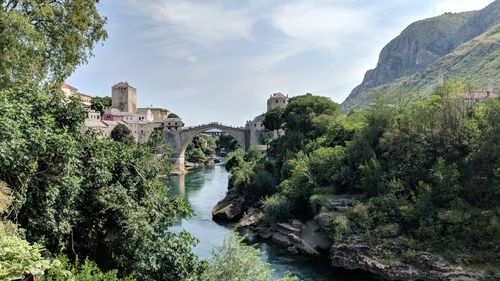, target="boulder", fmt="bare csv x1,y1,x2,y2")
276,223,301,236
212,195,245,222
271,232,292,247
301,220,332,252
255,227,273,240
237,208,259,228
330,236,493,281
287,246,299,255
287,233,320,256
314,212,336,232
323,195,359,212
291,219,304,230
